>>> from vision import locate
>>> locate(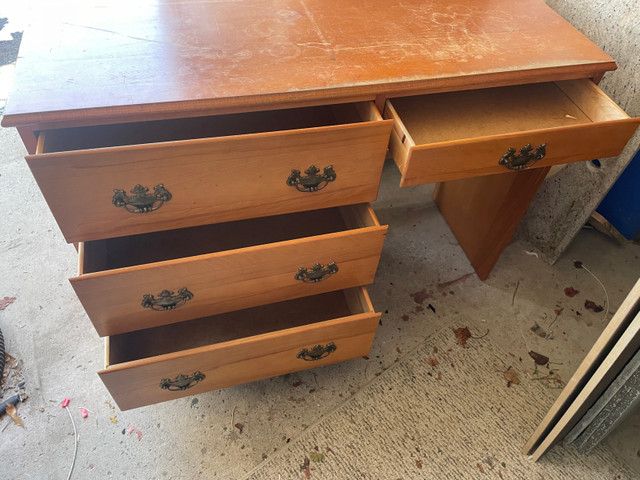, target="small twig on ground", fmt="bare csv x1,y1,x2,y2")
573,259,610,323
231,406,236,431
519,326,532,351
545,313,560,339
512,281,520,306
470,329,490,340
